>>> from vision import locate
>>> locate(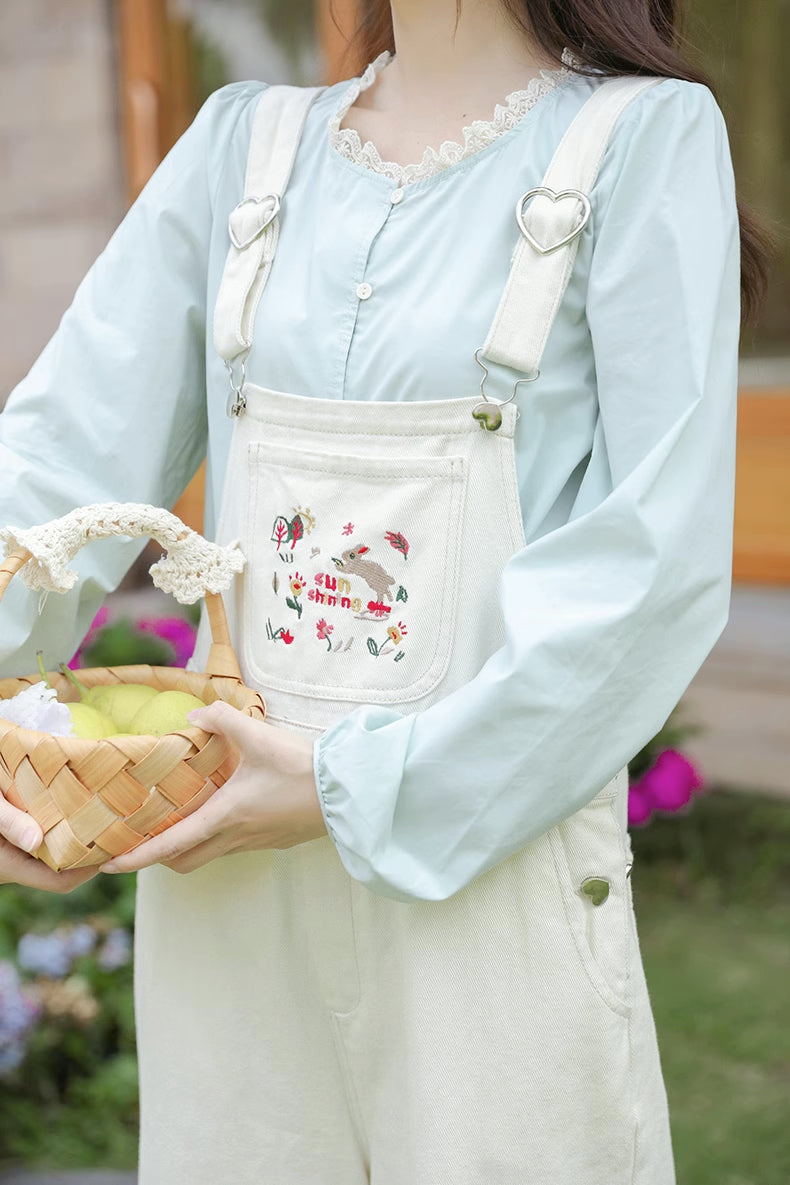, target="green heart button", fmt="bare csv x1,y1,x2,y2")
471,402,503,432
581,878,610,906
